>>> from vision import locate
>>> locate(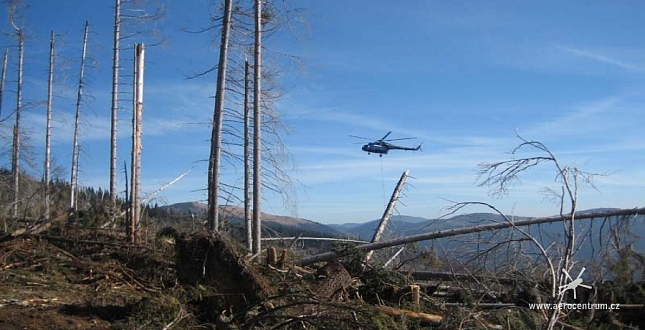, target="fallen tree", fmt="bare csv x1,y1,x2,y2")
294,207,645,266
